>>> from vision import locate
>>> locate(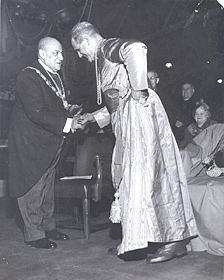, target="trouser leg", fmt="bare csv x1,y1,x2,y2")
41,140,64,231
17,172,48,242
17,140,64,242
42,166,56,231
17,167,58,242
